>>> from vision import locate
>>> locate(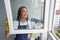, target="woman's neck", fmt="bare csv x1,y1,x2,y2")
20,18,26,23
